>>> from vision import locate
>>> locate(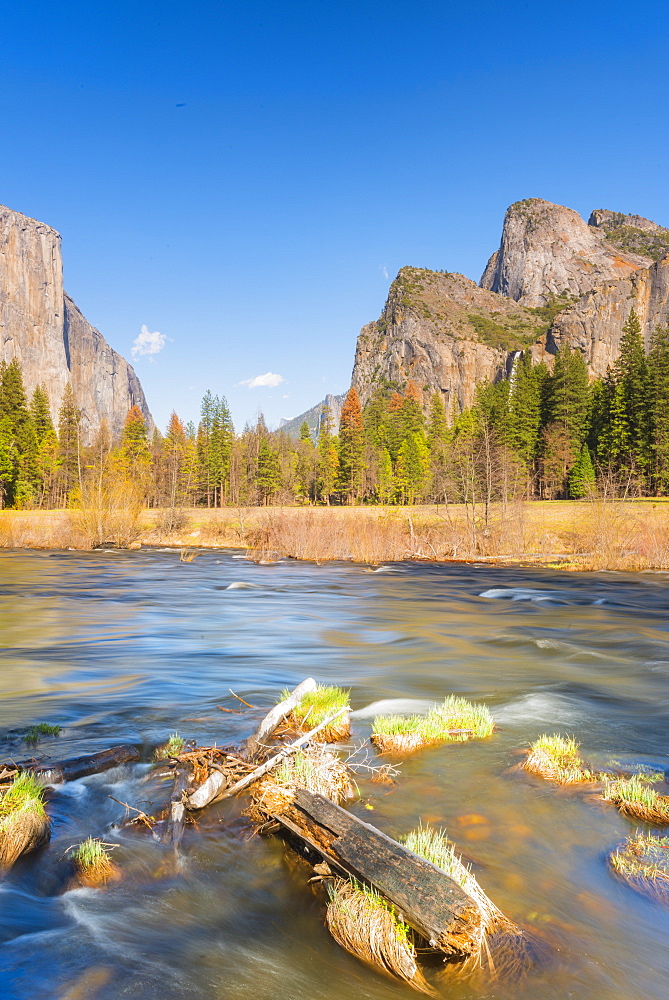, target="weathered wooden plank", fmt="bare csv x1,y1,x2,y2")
21,745,139,784
162,767,190,849
242,678,317,761
272,789,481,956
